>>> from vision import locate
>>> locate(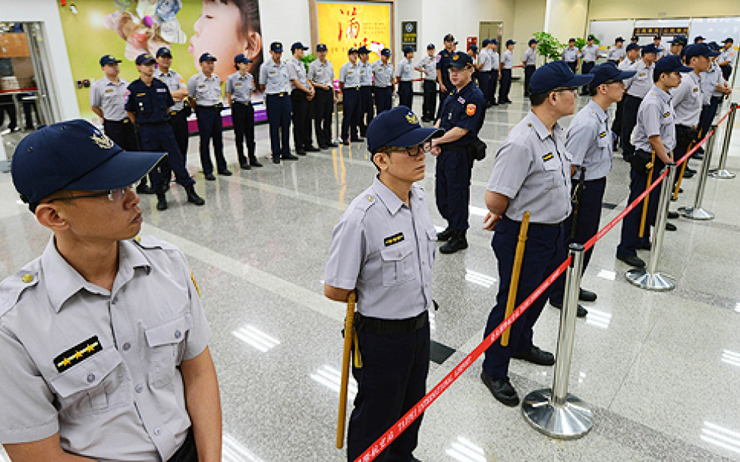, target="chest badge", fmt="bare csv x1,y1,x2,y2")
466,104,476,116
384,232,405,246
663,112,671,118
54,335,102,373
542,153,554,162
599,131,607,138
